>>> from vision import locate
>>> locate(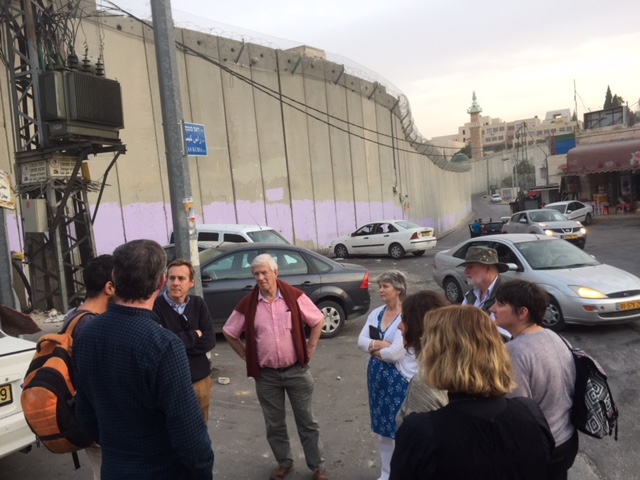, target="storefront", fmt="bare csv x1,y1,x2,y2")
565,139,640,213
